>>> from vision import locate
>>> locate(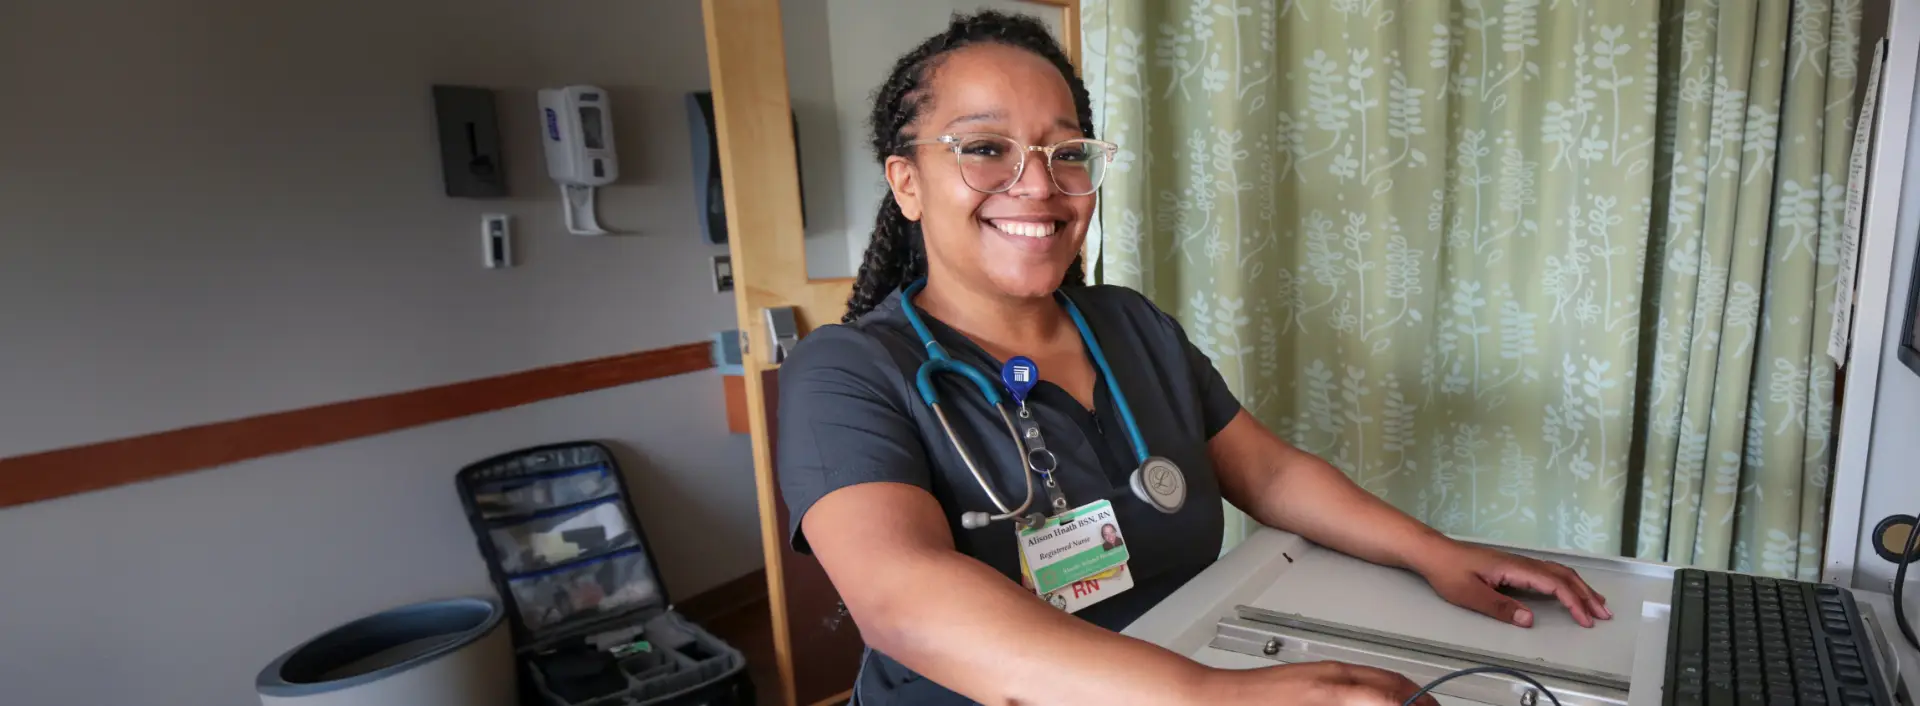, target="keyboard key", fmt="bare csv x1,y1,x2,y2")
1837,667,1868,684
